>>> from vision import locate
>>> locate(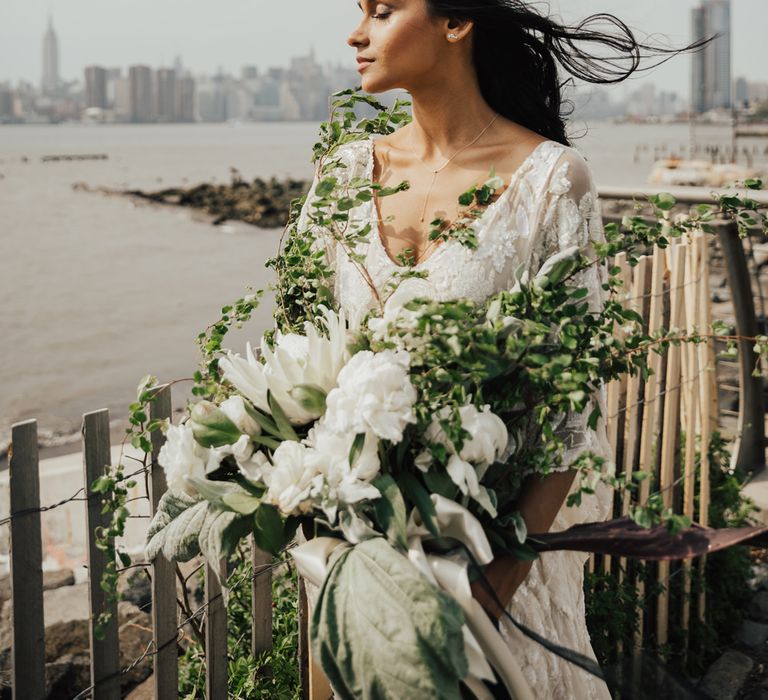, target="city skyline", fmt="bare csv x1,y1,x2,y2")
1,0,767,100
